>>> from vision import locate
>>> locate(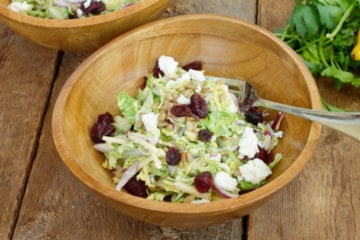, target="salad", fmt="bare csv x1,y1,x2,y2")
8,0,139,19
91,56,284,203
